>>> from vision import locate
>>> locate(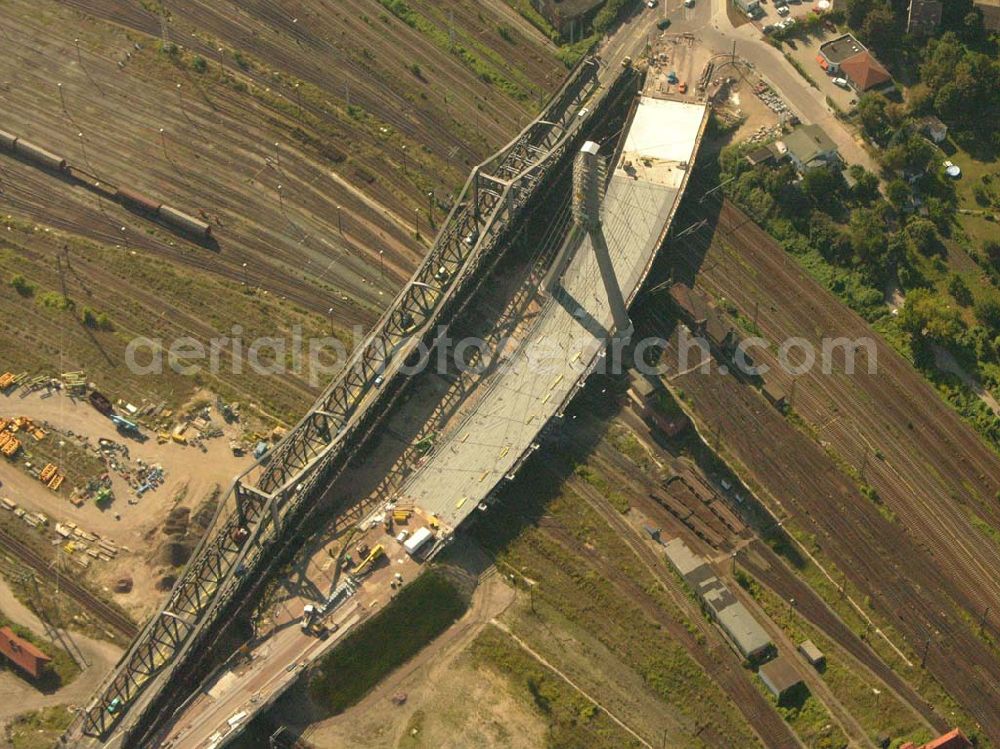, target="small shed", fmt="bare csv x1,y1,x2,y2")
758,655,805,705
920,116,948,144
762,381,787,410
0,626,51,680
798,639,826,668
746,146,775,167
